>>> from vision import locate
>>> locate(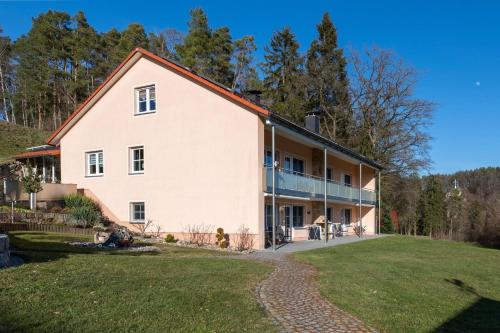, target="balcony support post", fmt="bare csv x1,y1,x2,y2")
359,163,363,238
378,170,381,235
324,147,328,242
52,156,56,183
271,124,276,251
